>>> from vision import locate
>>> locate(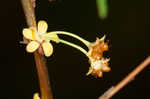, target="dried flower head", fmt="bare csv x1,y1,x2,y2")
87,36,108,60
87,35,110,77
87,58,110,77
22,20,59,57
